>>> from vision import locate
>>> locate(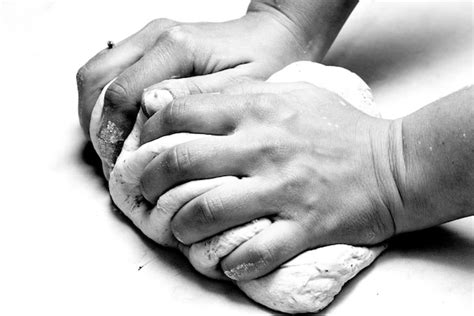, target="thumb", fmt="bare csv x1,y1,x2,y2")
141,66,255,117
